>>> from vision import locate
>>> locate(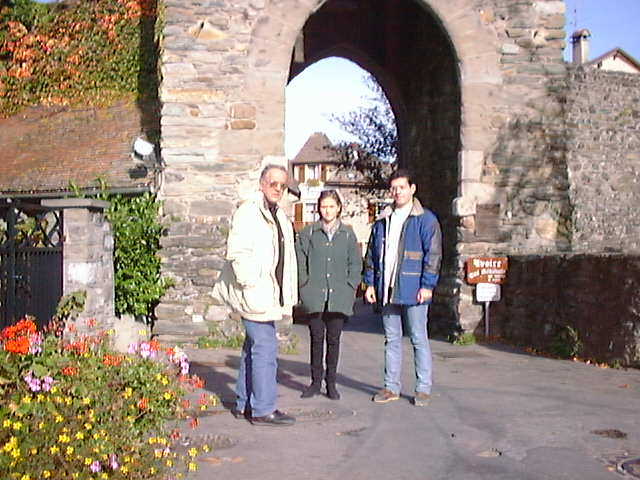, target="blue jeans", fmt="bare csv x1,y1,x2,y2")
381,303,432,395
236,319,278,417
